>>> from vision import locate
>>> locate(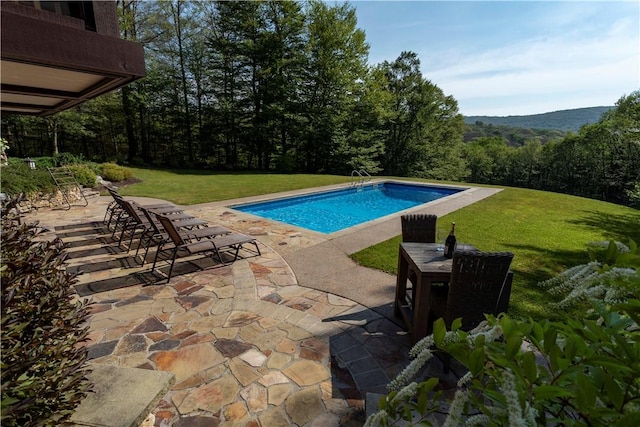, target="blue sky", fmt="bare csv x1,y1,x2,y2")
350,1,639,116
